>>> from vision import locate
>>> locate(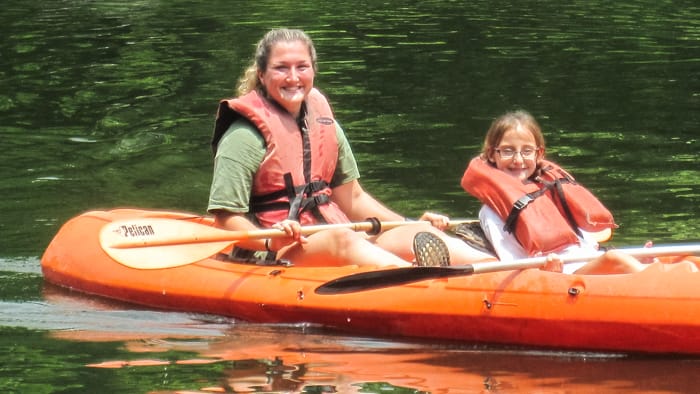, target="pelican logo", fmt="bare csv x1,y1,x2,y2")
119,224,155,237
316,117,334,125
